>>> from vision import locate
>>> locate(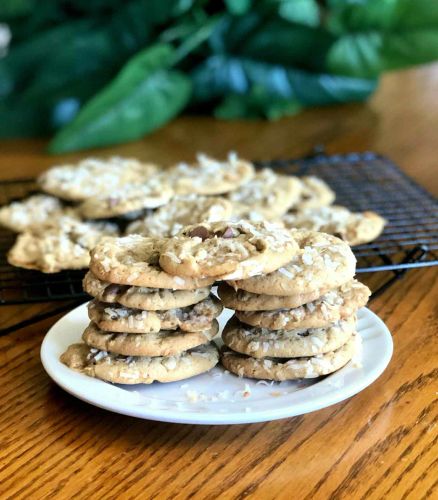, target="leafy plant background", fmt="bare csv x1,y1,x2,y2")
0,0,437,153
